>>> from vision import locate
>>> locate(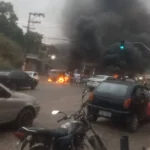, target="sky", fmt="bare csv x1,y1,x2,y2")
3,0,150,45
4,0,68,44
